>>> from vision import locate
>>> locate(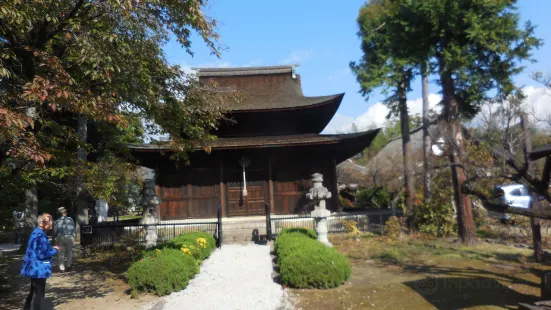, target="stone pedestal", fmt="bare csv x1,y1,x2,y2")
313,215,332,247
141,210,158,249
139,177,161,249
95,199,109,223
307,173,333,247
